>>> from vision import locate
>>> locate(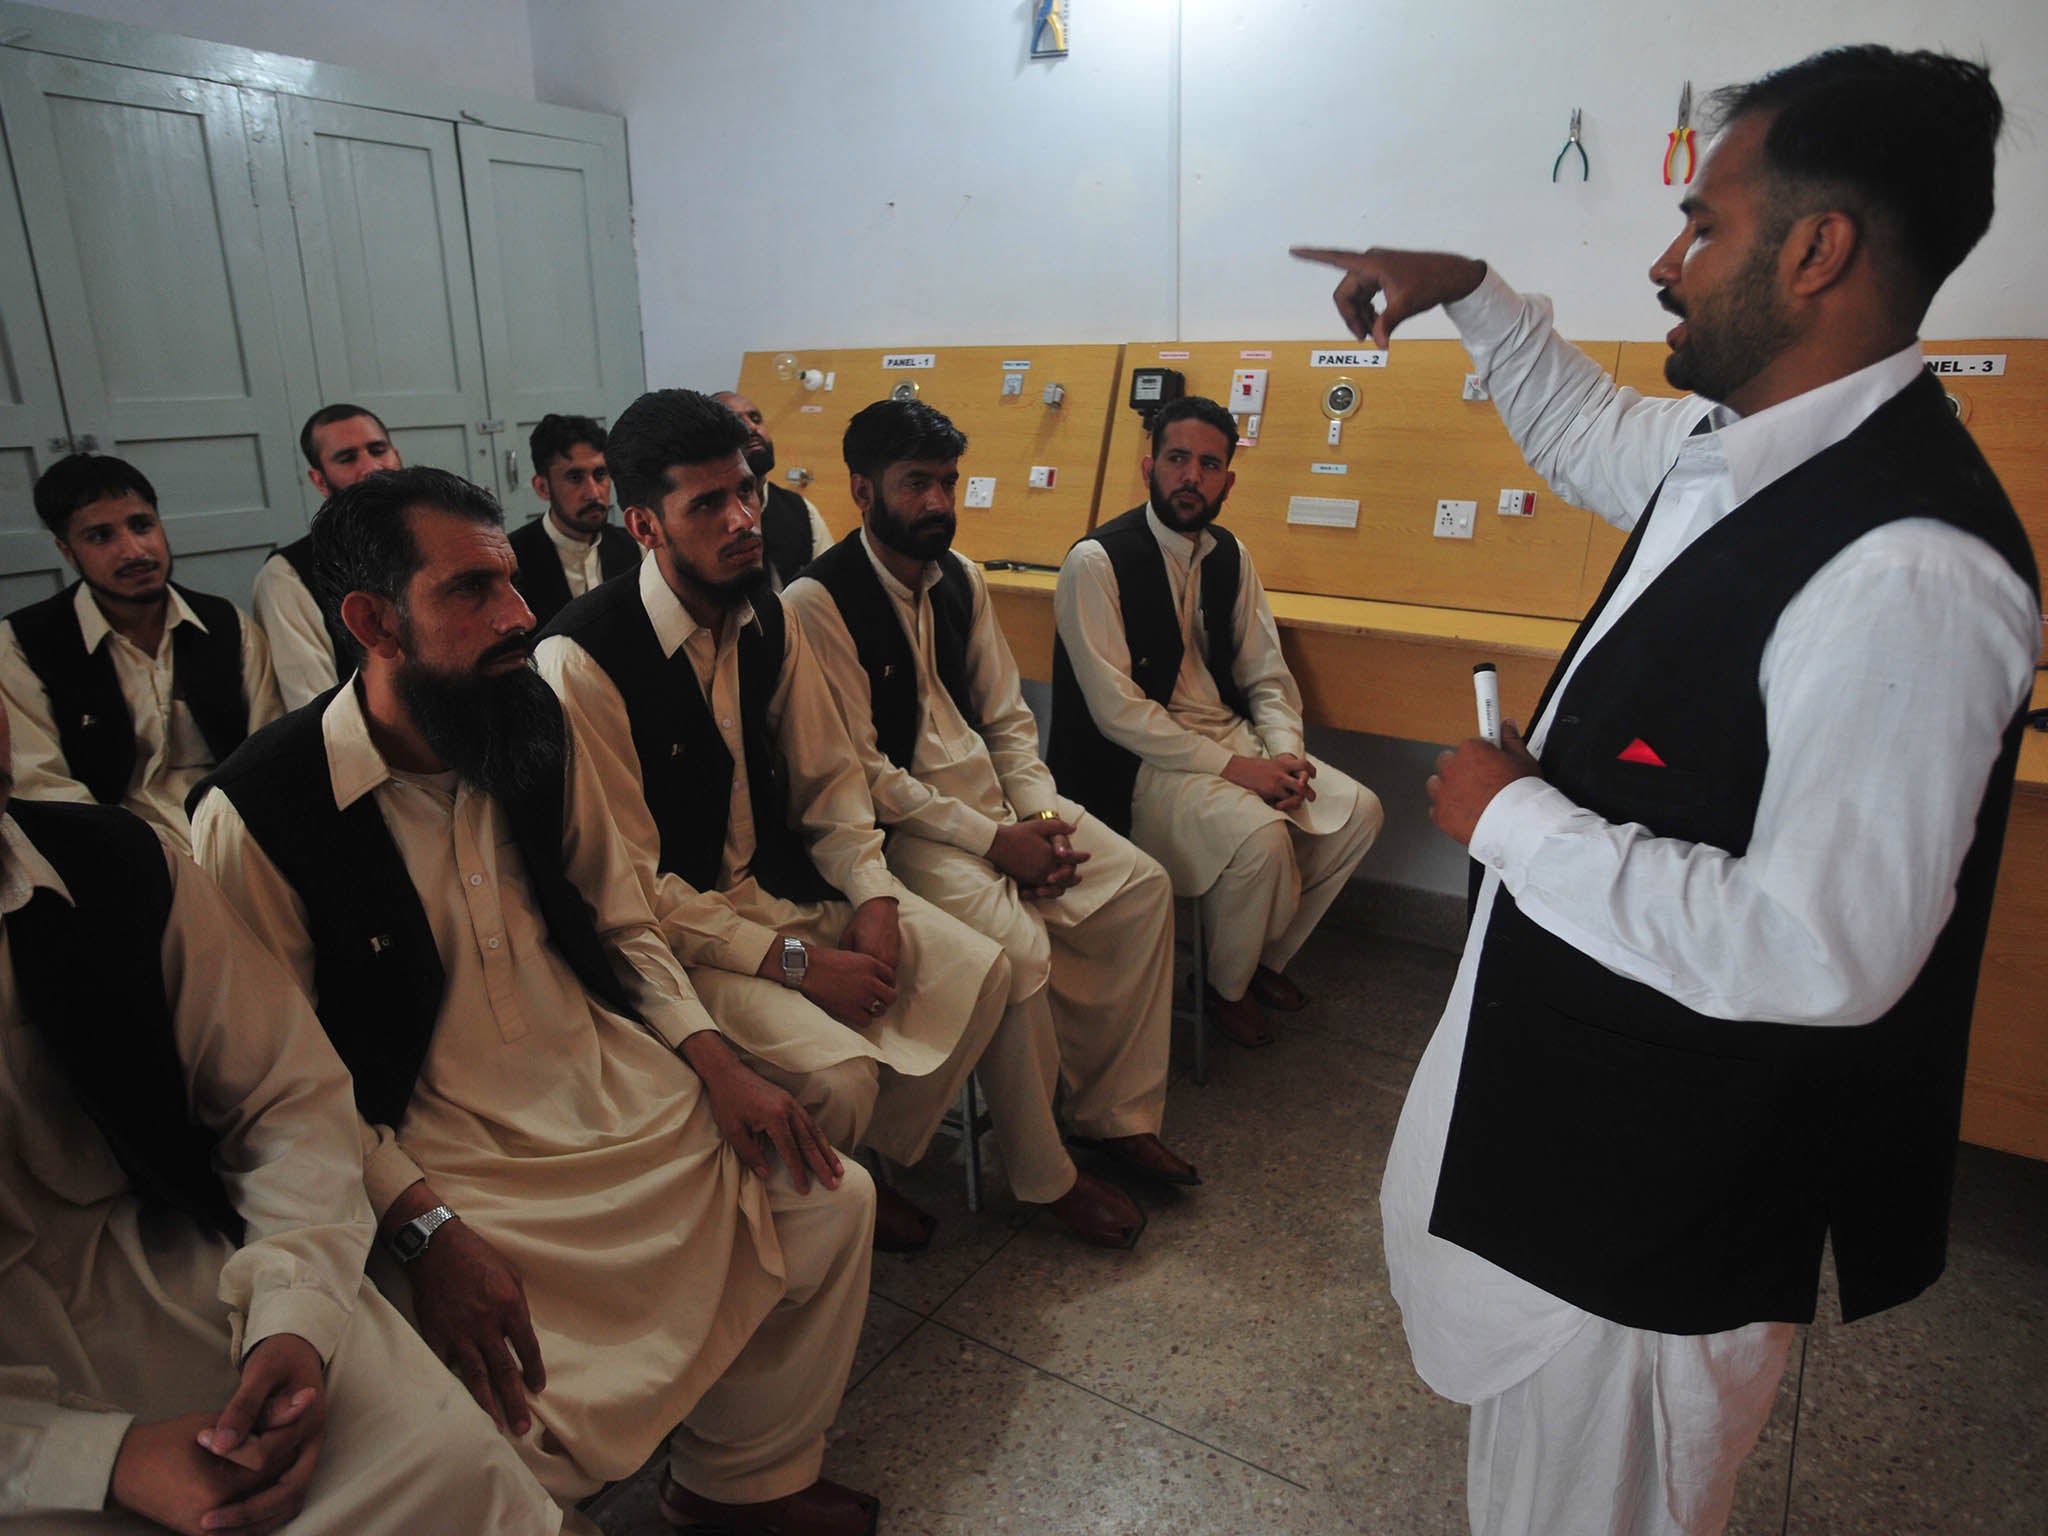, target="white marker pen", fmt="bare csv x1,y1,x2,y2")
1473,662,1501,746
